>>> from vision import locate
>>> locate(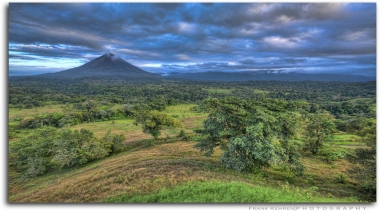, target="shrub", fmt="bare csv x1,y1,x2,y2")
9,127,59,177
10,127,126,178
